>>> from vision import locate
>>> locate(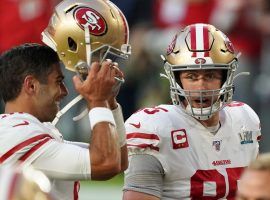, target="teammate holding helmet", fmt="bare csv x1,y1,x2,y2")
0,0,130,199
123,23,261,200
